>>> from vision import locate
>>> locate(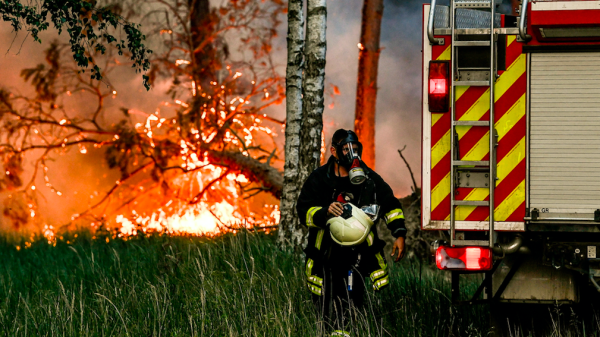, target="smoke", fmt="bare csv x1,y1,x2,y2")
0,26,170,230
0,0,516,230
322,0,515,197
321,0,424,197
